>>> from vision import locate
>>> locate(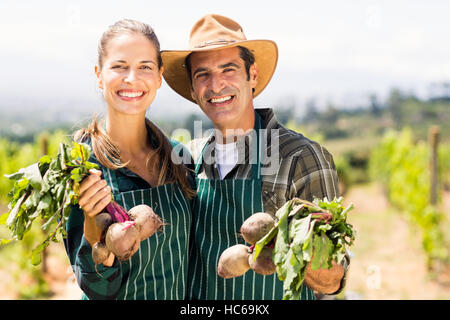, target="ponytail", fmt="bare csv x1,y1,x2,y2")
74,116,196,199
